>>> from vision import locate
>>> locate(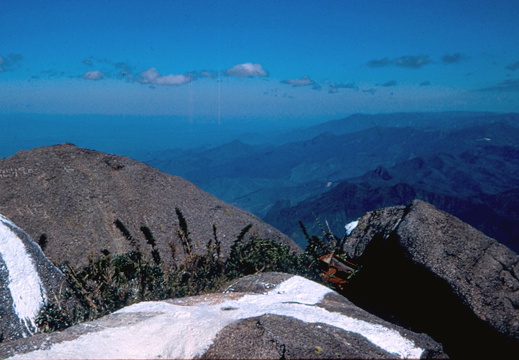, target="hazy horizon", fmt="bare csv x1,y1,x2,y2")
1,110,516,162
2,1,519,120
2,1,519,158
